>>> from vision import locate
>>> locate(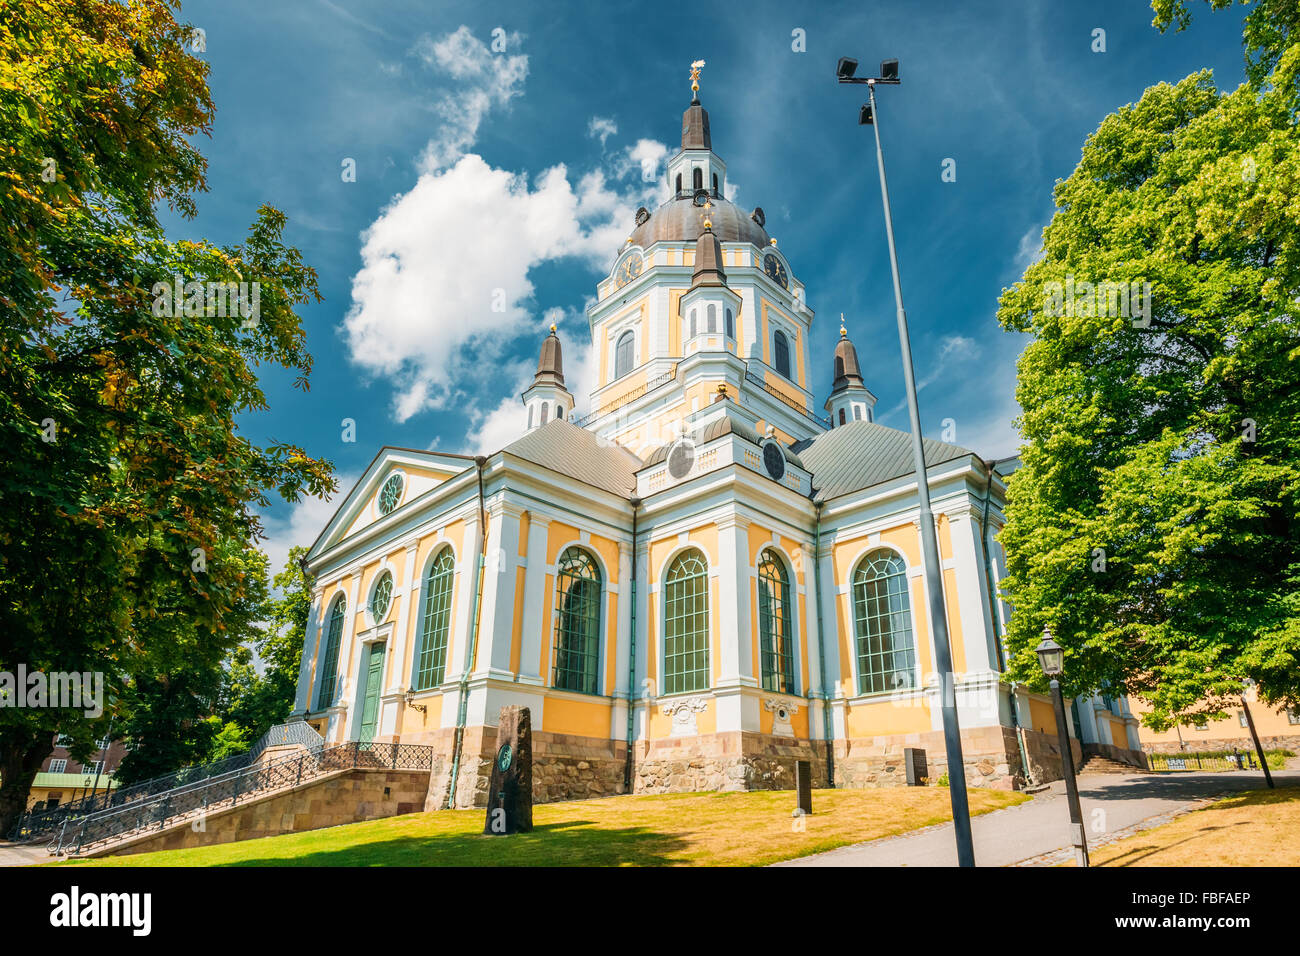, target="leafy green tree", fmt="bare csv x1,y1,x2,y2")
0,1,334,831
996,0,1300,729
